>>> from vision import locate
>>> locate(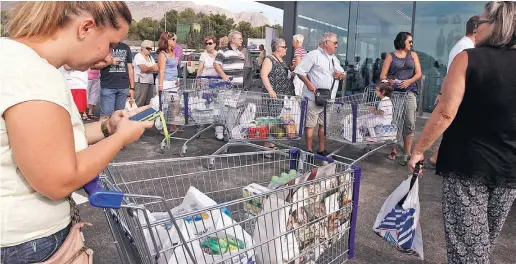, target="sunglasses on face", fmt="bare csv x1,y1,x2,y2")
409,40,413,44
477,19,492,26
205,42,214,45
279,45,287,49
327,40,338,46
145,47,152,51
